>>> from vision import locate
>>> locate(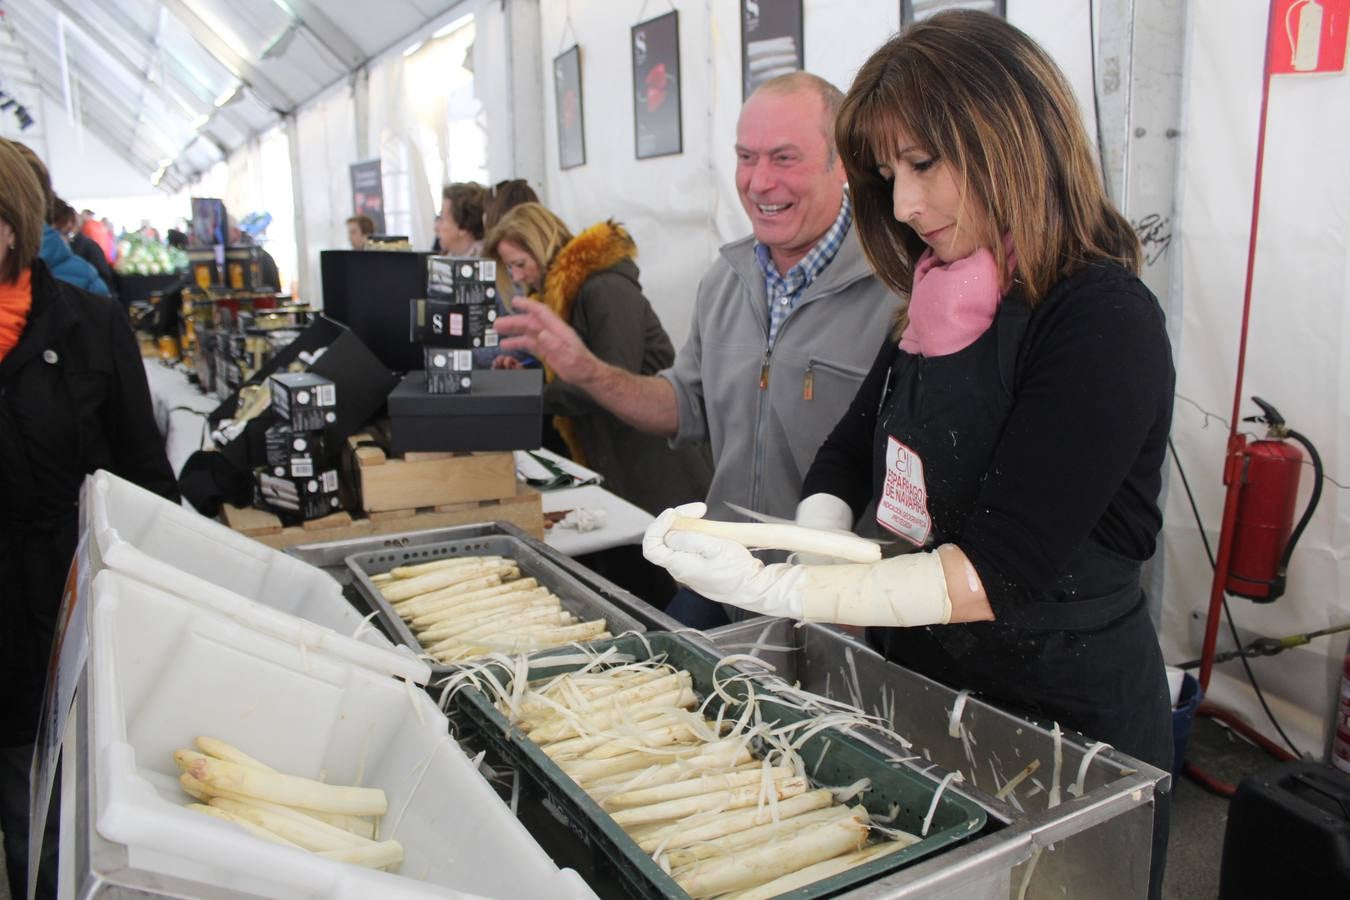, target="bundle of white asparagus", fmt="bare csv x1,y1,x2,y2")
173,736,403,869
370,554,611,664
497,660,921,899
